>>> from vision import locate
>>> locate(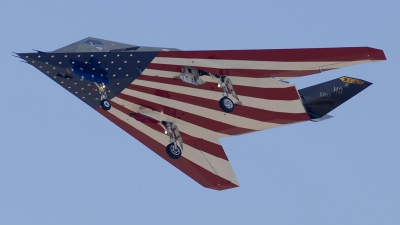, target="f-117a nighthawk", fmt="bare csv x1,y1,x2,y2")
15,37,386,190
